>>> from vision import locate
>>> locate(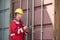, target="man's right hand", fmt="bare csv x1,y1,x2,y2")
24,26,28,30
